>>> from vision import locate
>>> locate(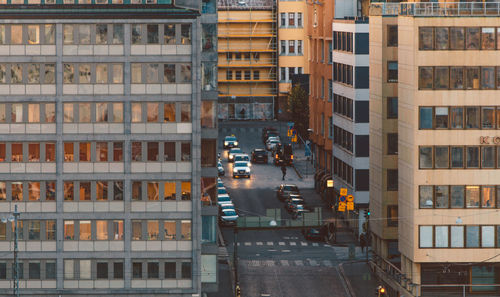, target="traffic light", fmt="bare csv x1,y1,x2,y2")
364,209,371,219
375,285,386,296
236,284,241,297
